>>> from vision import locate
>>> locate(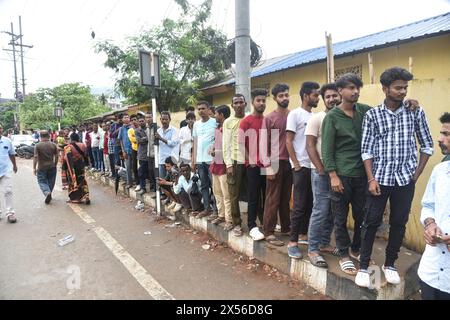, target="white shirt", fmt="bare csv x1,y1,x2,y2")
173,172,200,194
286,107,312,168
91,131,101,148
193,118,216,163
305,111,327,169
179,126,193,162
417,161,450,294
